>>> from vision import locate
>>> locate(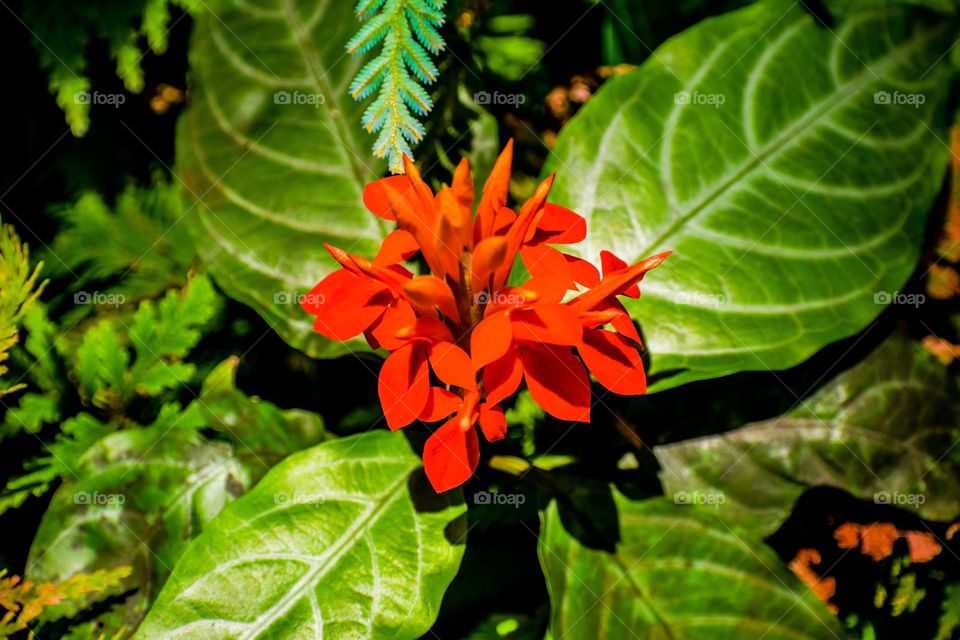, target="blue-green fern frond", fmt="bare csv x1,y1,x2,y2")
347,0,446,174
